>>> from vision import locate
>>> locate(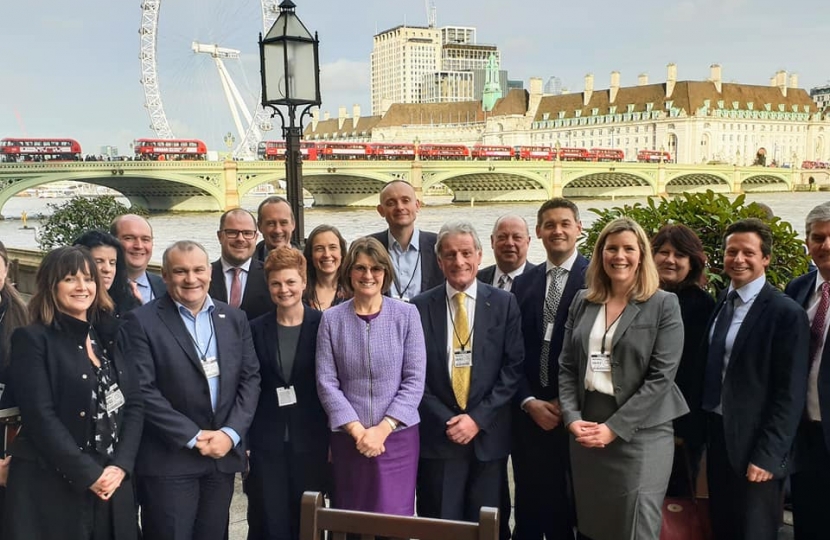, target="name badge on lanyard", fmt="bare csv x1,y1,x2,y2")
590,352,612,373
105,384,126,414
277,386,298,407
453,349,473,368
202,356,220,379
